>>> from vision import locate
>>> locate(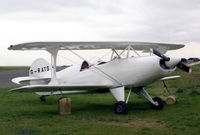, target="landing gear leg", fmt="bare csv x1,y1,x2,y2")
110,87,131,114
135,87,164,110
